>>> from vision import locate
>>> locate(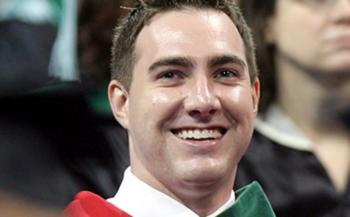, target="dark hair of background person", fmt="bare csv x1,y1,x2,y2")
239,0,276,114
78,0,133,92
77,0,133,186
